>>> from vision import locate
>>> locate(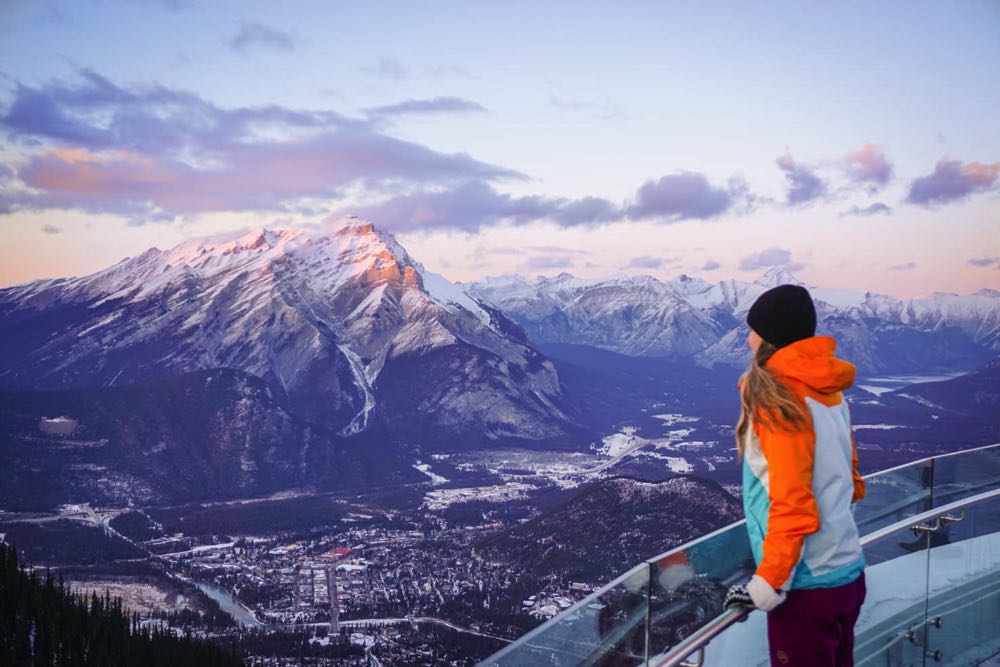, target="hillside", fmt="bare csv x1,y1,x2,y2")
477,476,742,584
0,368,423,509
0,542,243,666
